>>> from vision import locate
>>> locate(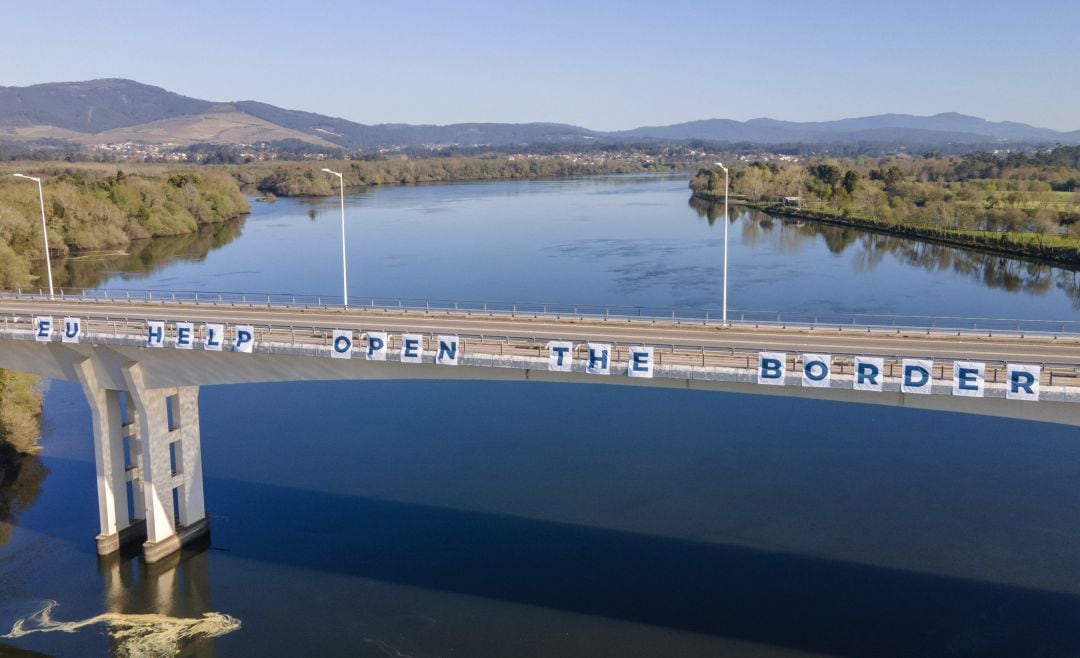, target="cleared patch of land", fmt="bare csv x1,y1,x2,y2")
0,110,337,148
